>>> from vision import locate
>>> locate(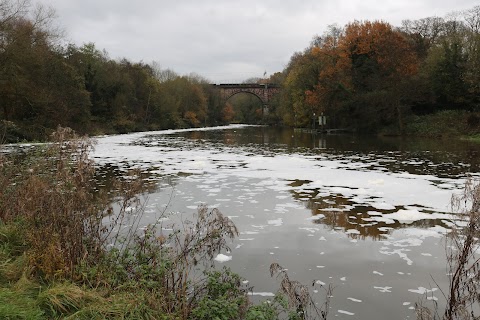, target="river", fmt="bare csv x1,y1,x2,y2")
92,125,480,319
